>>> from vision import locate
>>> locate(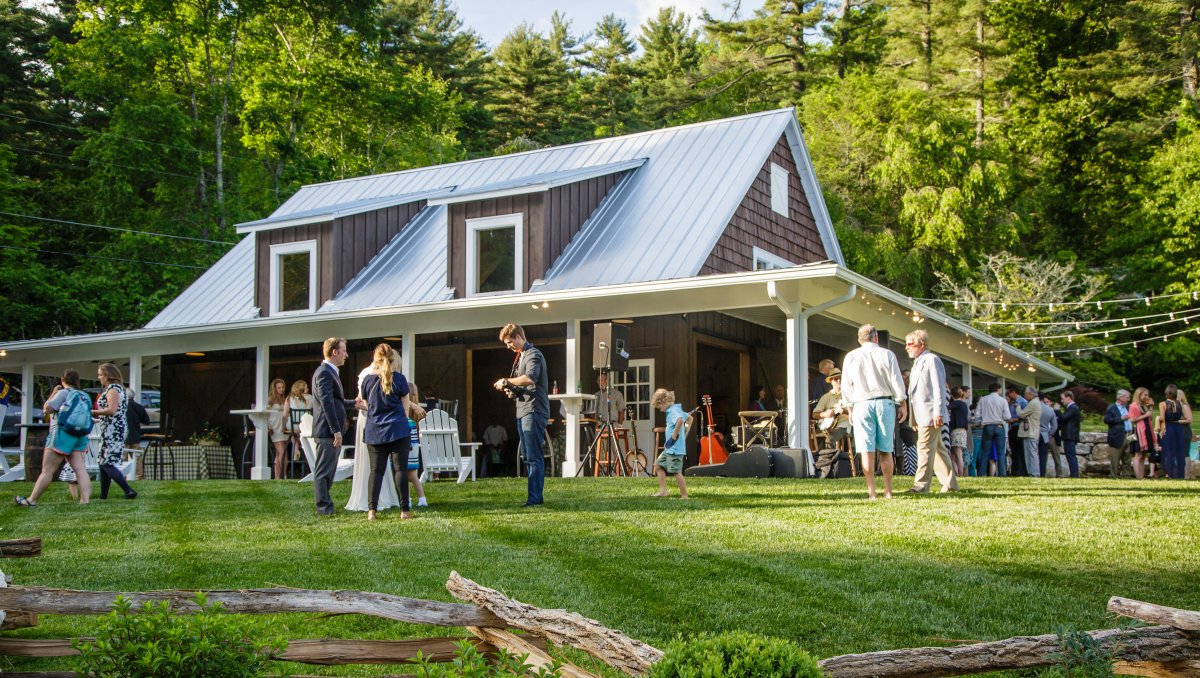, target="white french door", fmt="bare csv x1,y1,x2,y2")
611,359,655,456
